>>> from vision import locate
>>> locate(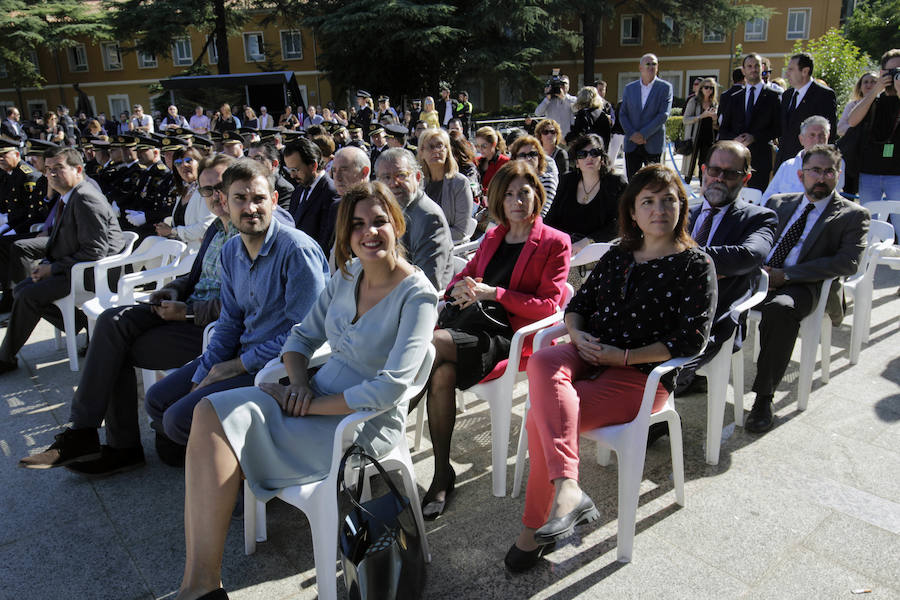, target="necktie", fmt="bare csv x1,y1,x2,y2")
694,207,720,246
746,86,756,124
788,90,798,114
767,204,815,268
